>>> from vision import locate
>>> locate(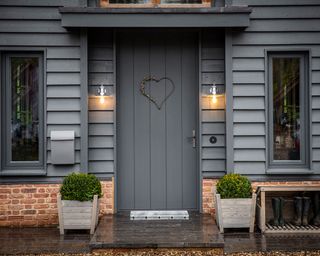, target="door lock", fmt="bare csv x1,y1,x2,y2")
187,129,196,148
